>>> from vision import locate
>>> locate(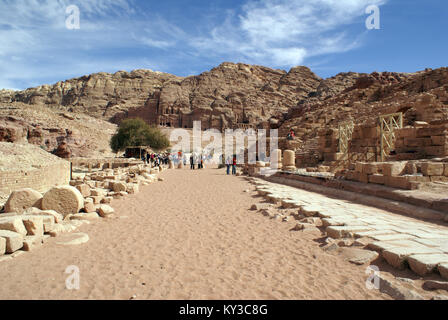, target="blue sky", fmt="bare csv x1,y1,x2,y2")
0,0,446,90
